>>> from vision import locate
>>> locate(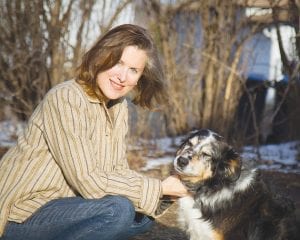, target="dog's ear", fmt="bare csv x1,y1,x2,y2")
224,147,241,181
216,146,241,183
